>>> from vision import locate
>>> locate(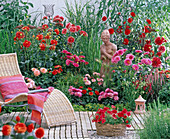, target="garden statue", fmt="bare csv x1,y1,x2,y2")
100,29,117,77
